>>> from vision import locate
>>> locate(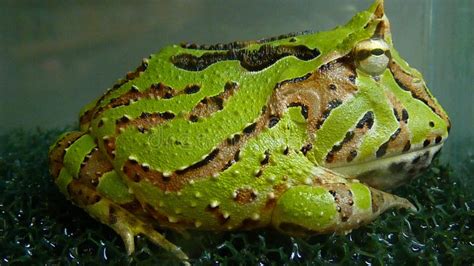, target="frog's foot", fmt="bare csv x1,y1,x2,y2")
271,181,415,236
49,131,189,262
67,181,189,261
